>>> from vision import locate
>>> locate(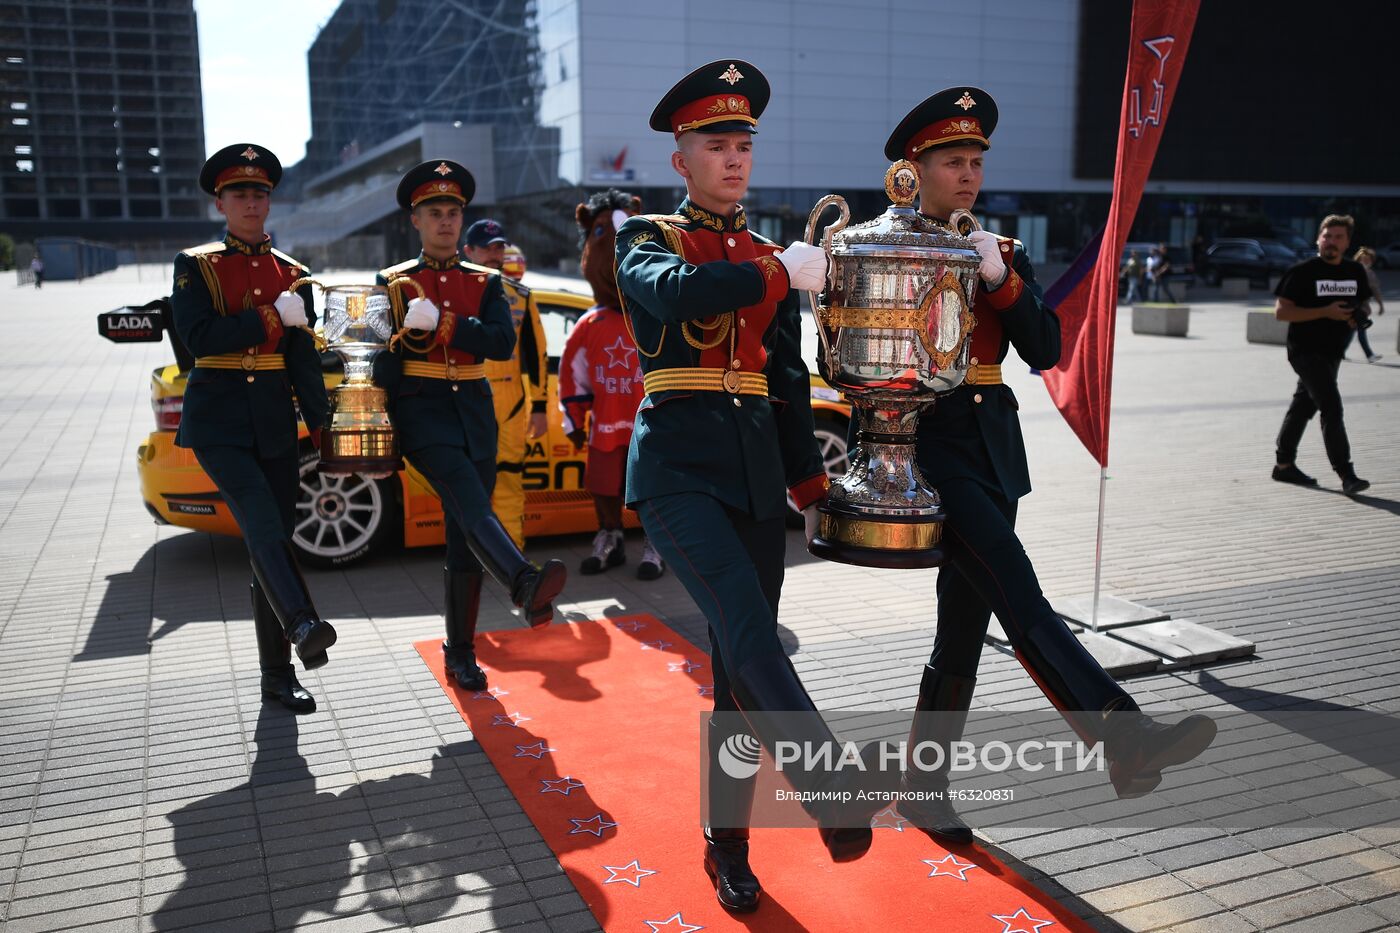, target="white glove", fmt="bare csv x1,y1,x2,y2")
803,504,822,543
403,297,440,331
273,291,307,327
777,241,829,292
968,230,1007,287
